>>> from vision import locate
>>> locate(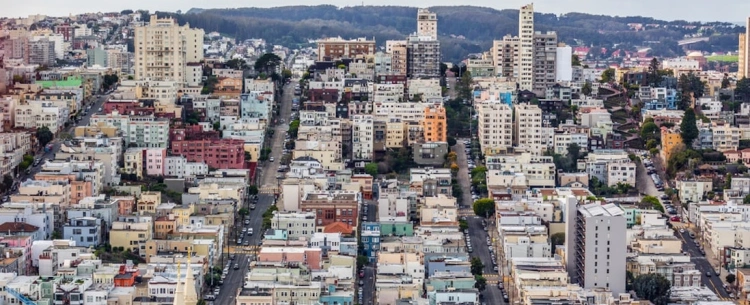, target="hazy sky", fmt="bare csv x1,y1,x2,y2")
3,0,749,23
